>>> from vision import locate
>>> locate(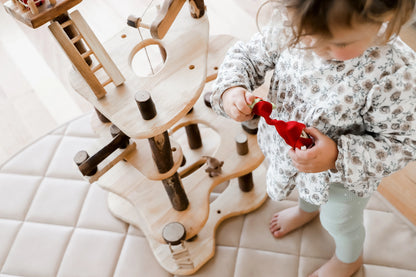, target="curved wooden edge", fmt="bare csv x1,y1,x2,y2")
90,114,184,181
106,164,268,275
69,4,210,139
